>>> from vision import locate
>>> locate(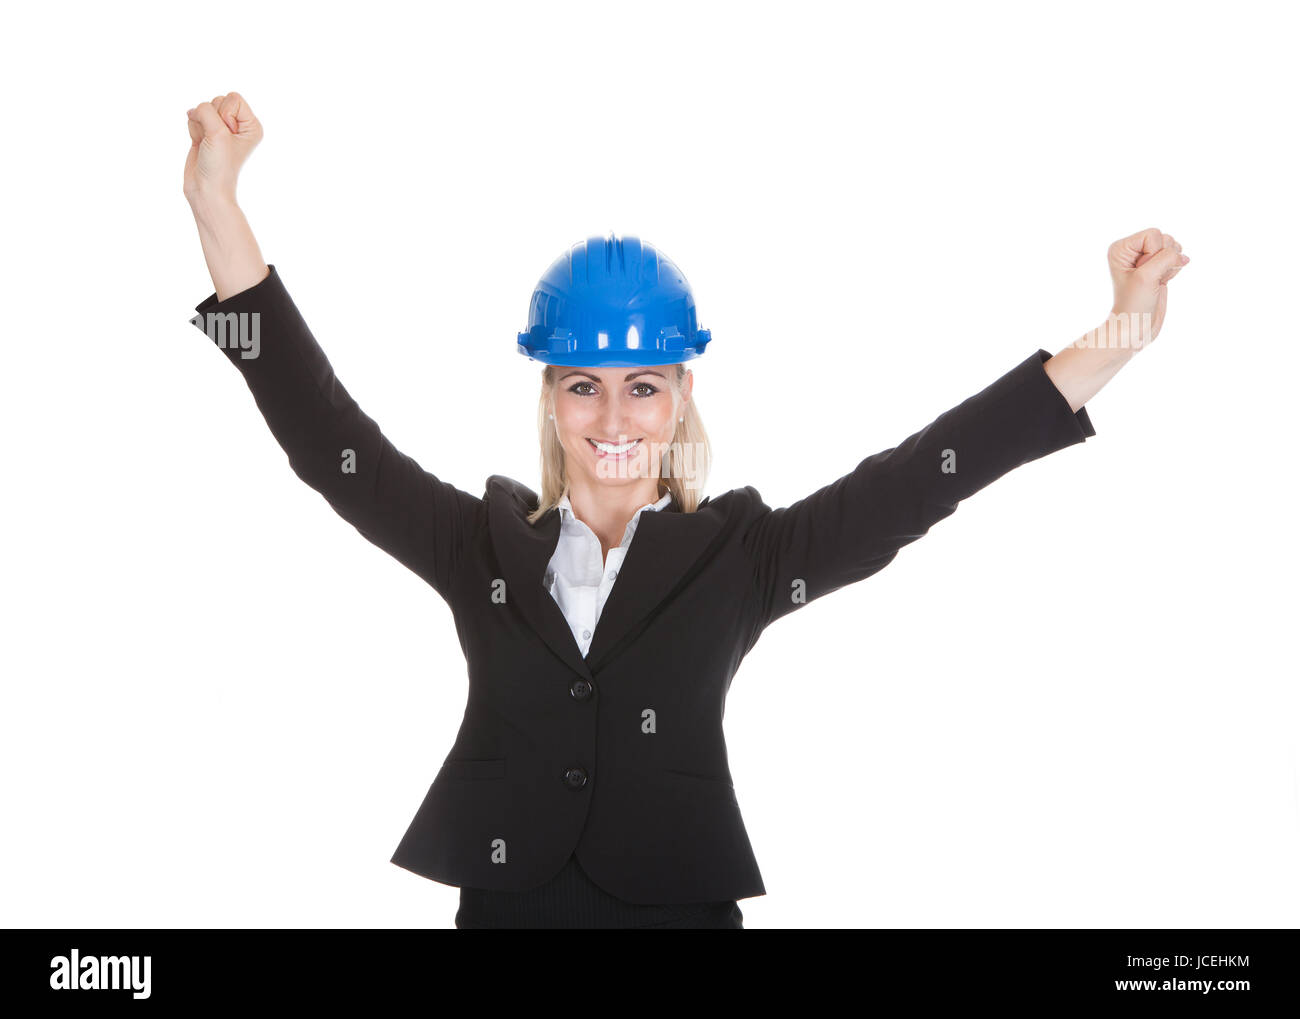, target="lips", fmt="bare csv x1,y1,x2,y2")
588,437,642,457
